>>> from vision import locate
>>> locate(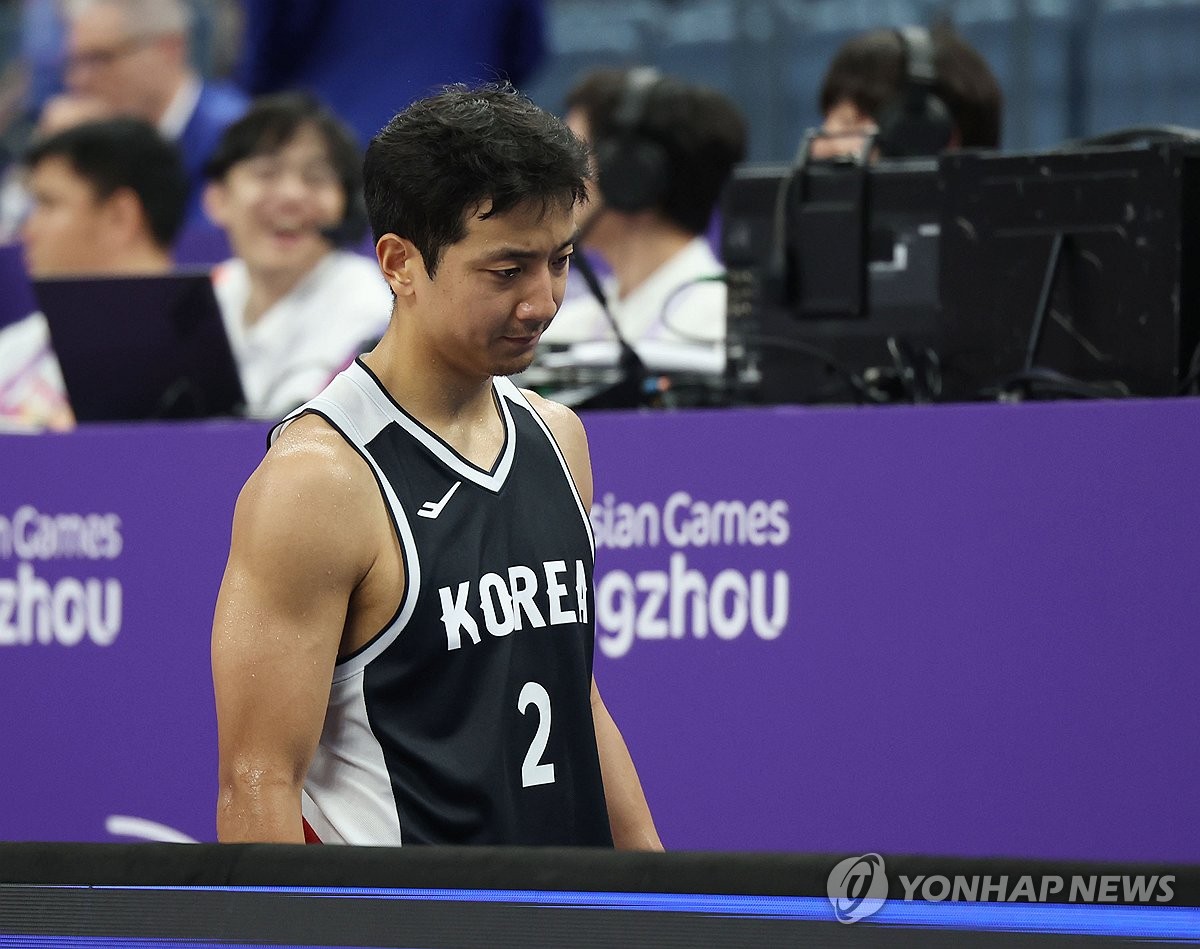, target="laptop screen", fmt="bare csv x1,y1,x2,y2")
0,243,38,331
35,271,246,421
